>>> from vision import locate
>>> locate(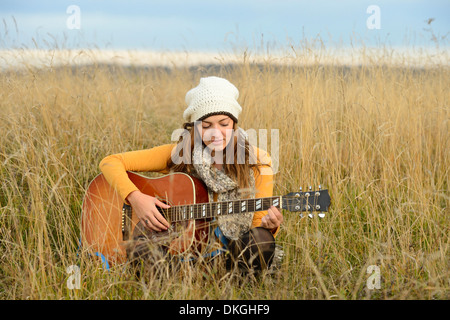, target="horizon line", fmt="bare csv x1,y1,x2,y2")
1,46,448,70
